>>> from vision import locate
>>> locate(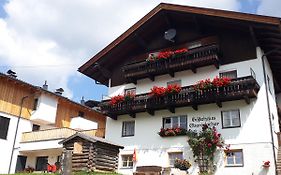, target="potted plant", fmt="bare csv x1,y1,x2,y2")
174,159,191,171
165,84,182,95
150,86,166,97
158,127,187,137
110,95,124,106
